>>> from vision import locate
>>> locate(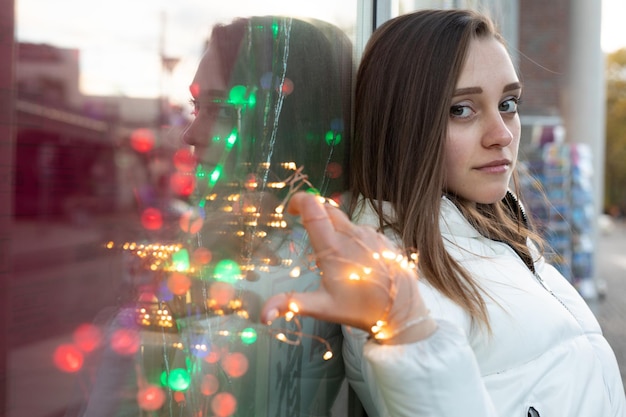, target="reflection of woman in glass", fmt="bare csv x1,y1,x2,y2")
76,16,352,417
178,15,353,417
